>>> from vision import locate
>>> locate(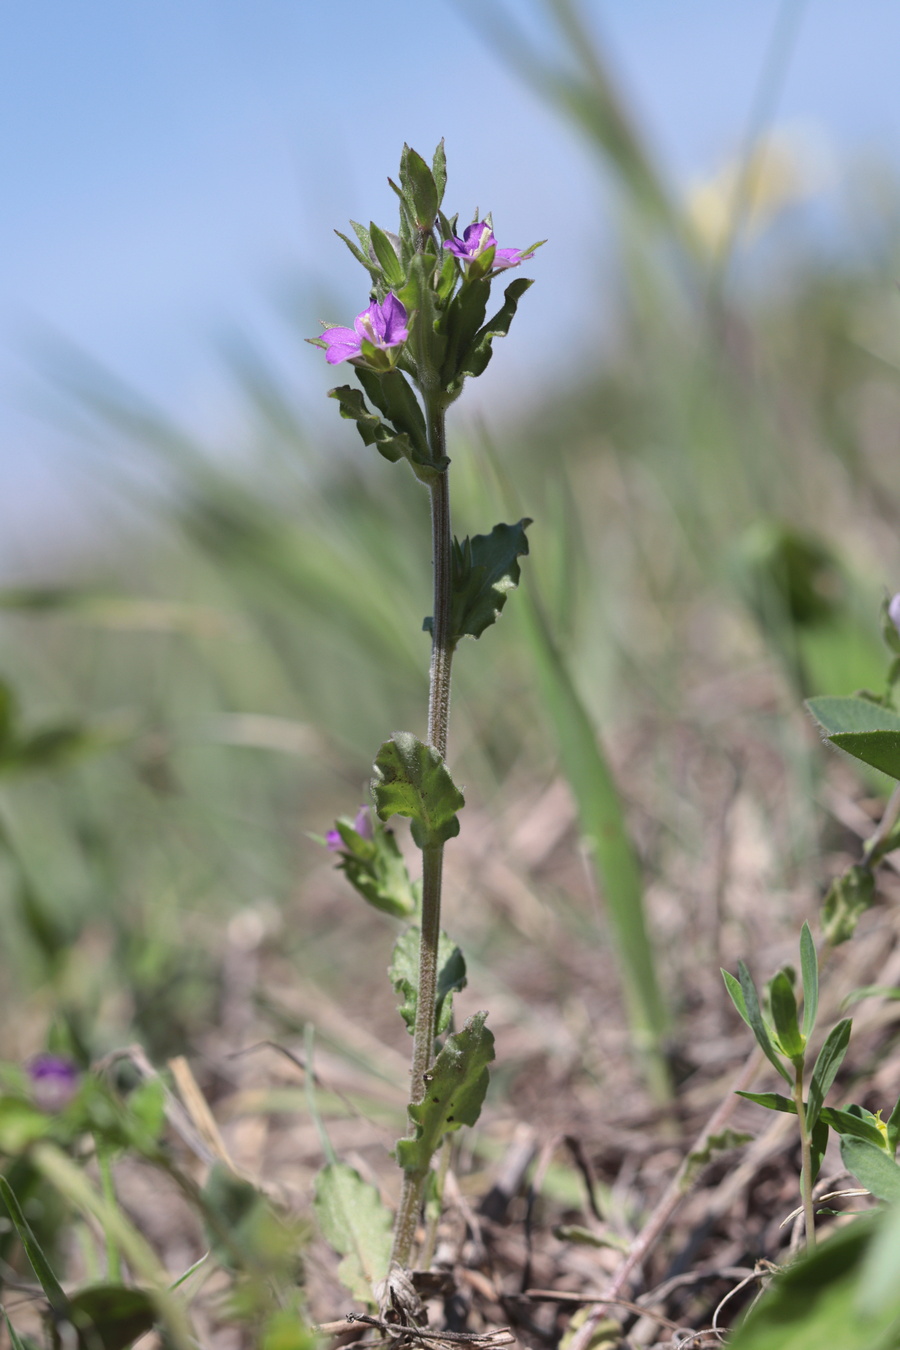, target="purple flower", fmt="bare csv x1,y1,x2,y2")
29,1054,79,1112
315,293,409,366
443,221,534,271
326,806,374,853
353,806,374,840
889,593,900,638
